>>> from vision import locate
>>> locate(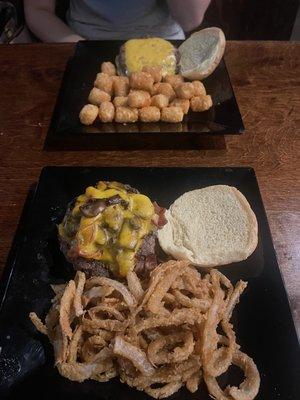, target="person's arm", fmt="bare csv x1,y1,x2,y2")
24,0,84,42
167,0,211,32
